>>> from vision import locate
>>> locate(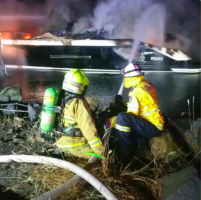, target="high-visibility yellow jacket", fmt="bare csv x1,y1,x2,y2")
56,98,105,159
127,79,164,131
